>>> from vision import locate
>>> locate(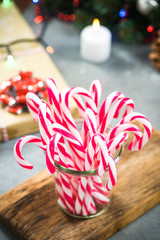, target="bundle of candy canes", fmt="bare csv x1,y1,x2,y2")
14,79,152,216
